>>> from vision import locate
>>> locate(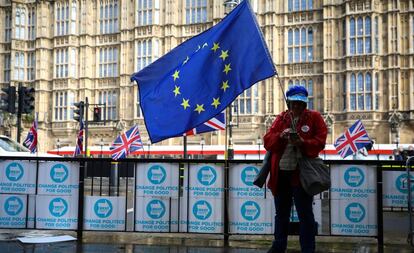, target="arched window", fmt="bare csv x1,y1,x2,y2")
288,30,293,62
350,18,356,54
100,0,118,34
349,16,372,55
349,72,373,111
234,85,259,115
287,27,313,63
350,73,356,110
